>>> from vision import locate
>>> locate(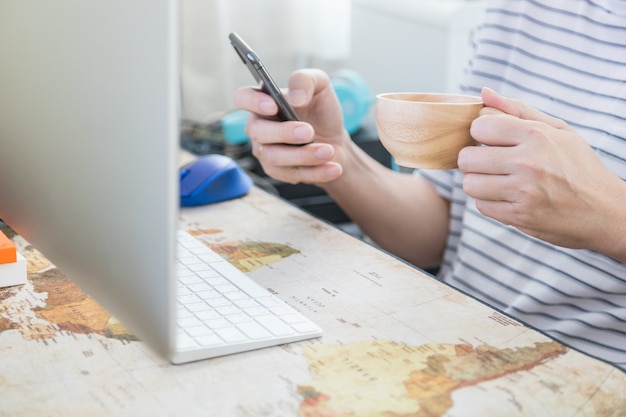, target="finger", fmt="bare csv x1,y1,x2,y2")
462,171,514,201
257,143,342,184
286,69,334,108
257,142,334,168
470,112,519,147
473,198,542,239
280,163,344,185
245,114,314,146
472,87,570,147
233,86,279,118
458,143,518,175
473,199,517,227
481,87,568,129
478,106,506,117
470,105,559,148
